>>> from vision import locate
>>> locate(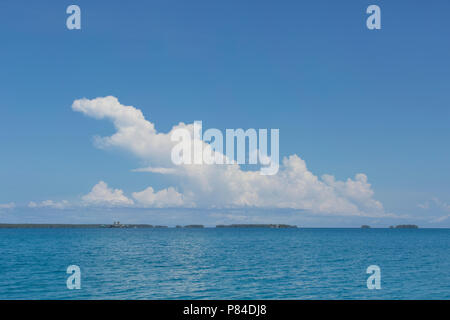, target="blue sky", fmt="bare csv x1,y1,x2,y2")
0,0,449,226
